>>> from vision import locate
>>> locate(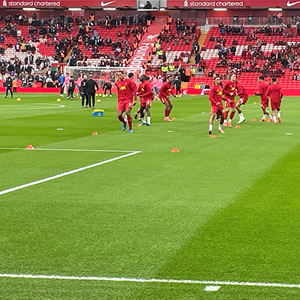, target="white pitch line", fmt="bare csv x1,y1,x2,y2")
0,151,140,196
0,274,299,289
0,147,139,153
